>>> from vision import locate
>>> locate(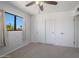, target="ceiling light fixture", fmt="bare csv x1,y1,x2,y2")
40,2,43,6
36,1,39,5
26,1,57,11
